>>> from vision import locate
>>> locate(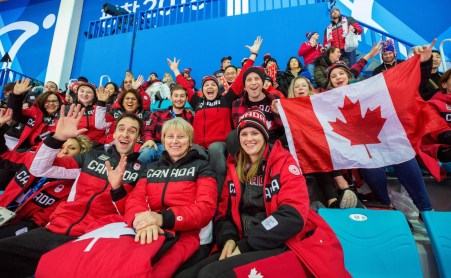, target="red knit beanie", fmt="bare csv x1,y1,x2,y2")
237,109,269,142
